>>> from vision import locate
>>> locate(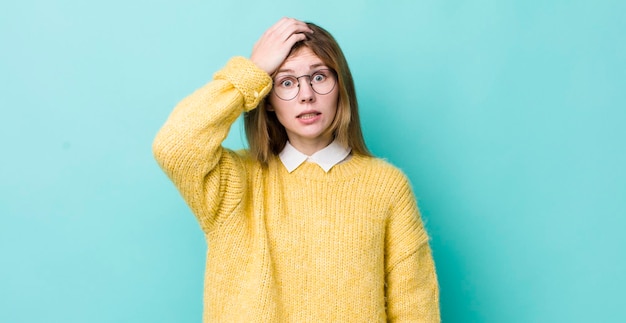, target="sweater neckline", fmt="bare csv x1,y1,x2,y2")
270,153,373,181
